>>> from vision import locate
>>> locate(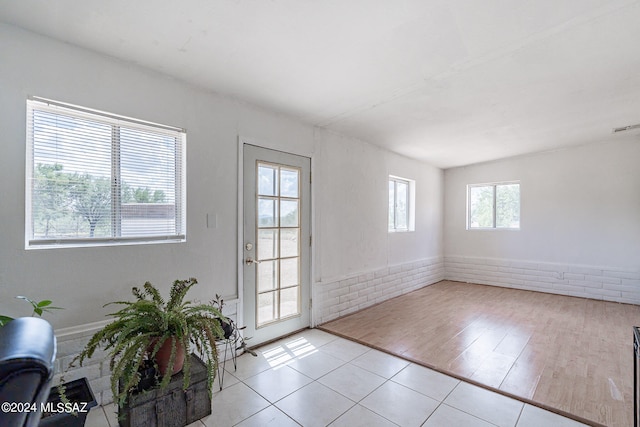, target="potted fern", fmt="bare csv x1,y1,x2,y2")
70,277,227,421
